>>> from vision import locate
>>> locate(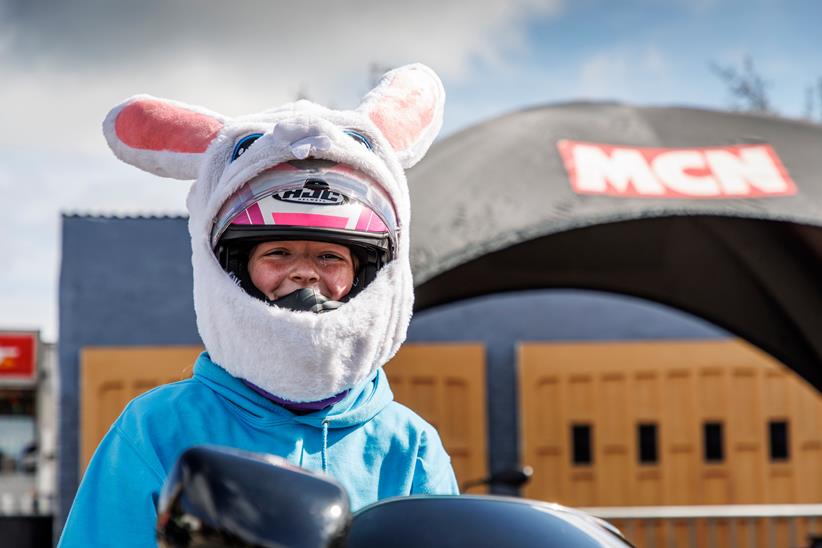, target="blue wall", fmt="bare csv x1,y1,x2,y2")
58,215,199,529
57,215,729,522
